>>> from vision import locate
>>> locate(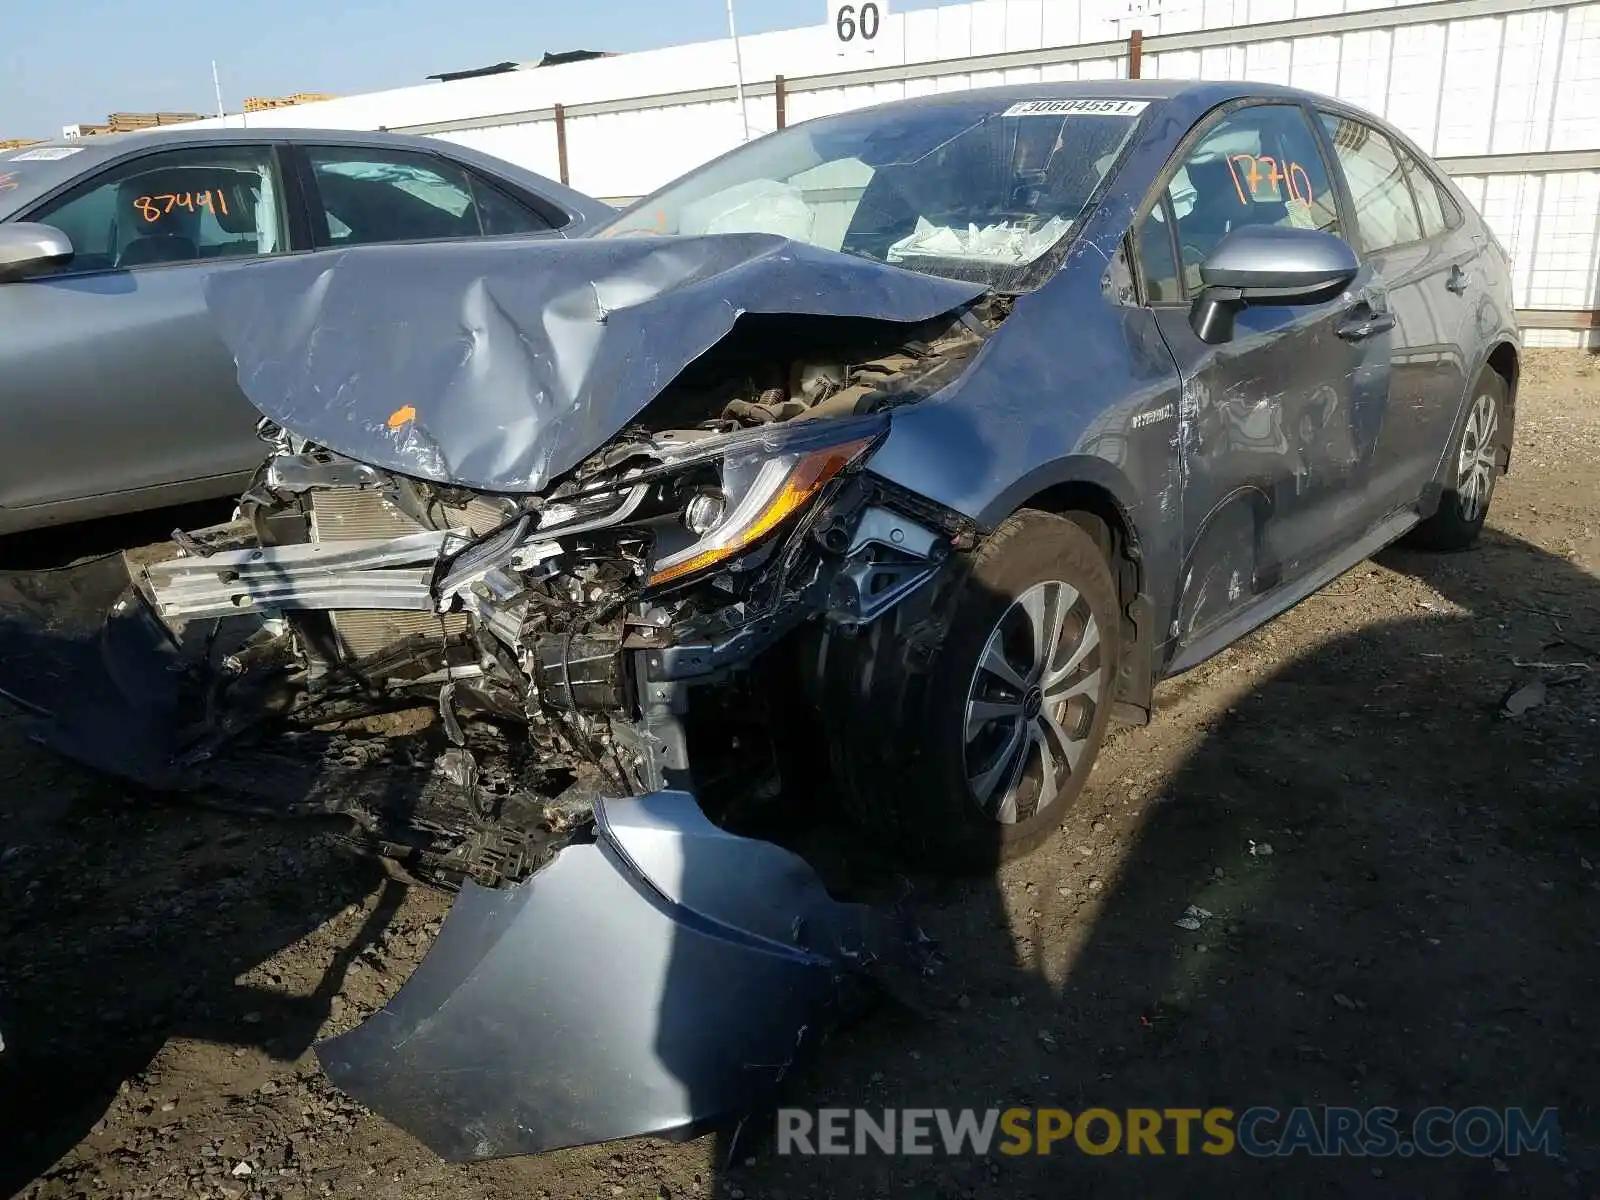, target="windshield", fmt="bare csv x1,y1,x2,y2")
0,146,88,209
0,146,85,167
594,96,1149,291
